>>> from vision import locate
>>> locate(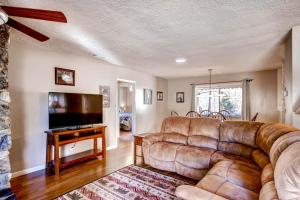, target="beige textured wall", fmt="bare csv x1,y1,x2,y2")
8,40,168,173
283,26,300,128
119,87,132,112
284,33,293,124
277,68,284,123
291,27,300,128
167,70,279,123
156,78,169,130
